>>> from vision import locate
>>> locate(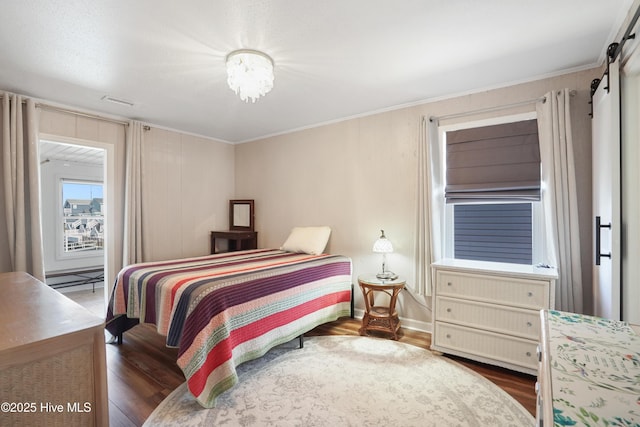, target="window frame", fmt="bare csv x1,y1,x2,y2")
439,112,544,266
56,177,105,261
